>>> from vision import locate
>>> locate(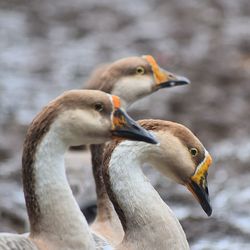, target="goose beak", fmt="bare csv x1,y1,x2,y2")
142,55,190,90
155,69,190,90
186,153,213,216
111,108,158,144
